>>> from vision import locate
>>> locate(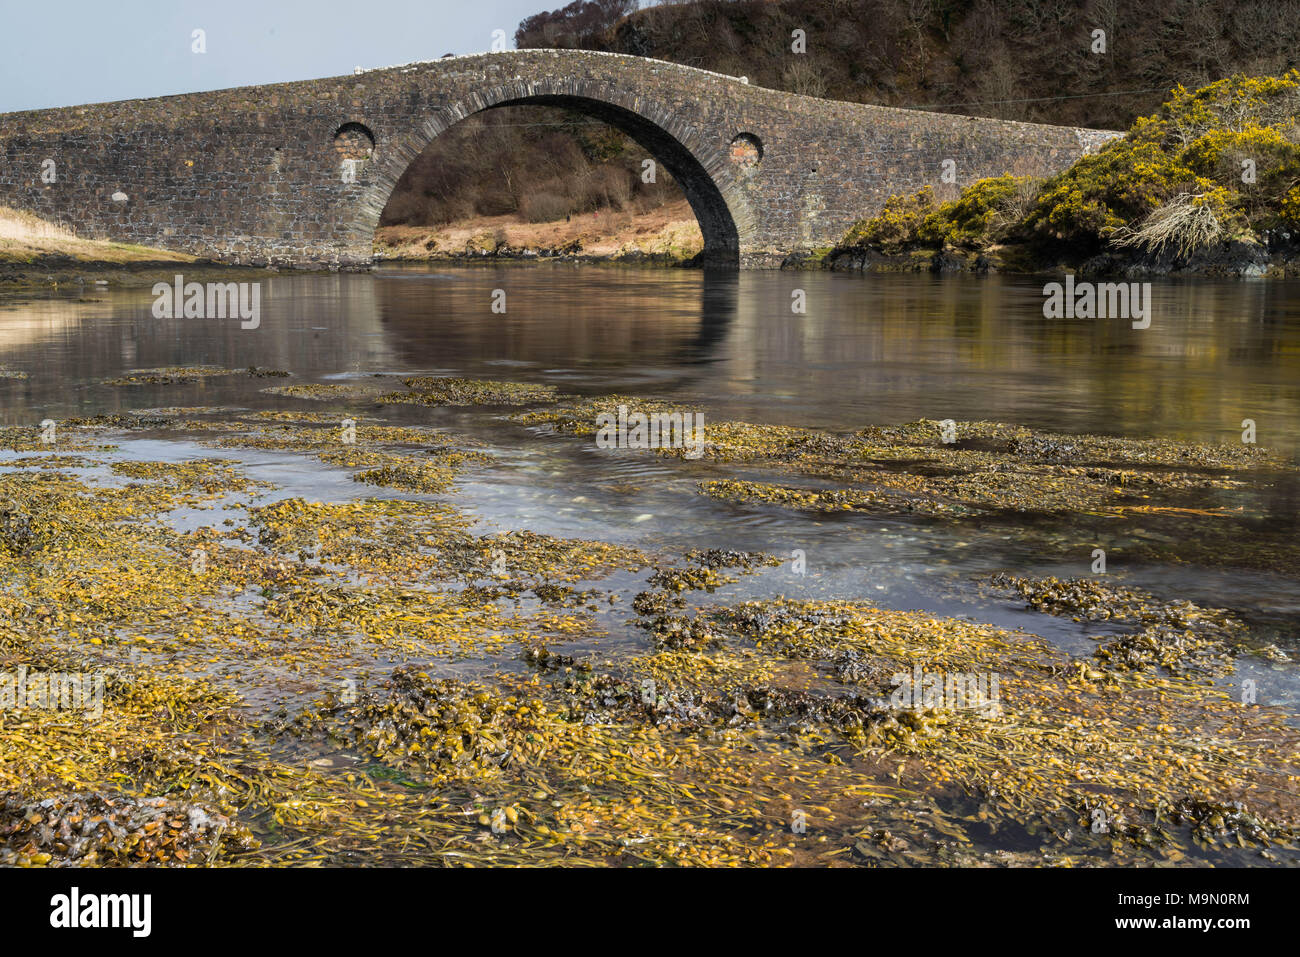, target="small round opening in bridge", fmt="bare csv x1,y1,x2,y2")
729,133,762,169
333,122,375,160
